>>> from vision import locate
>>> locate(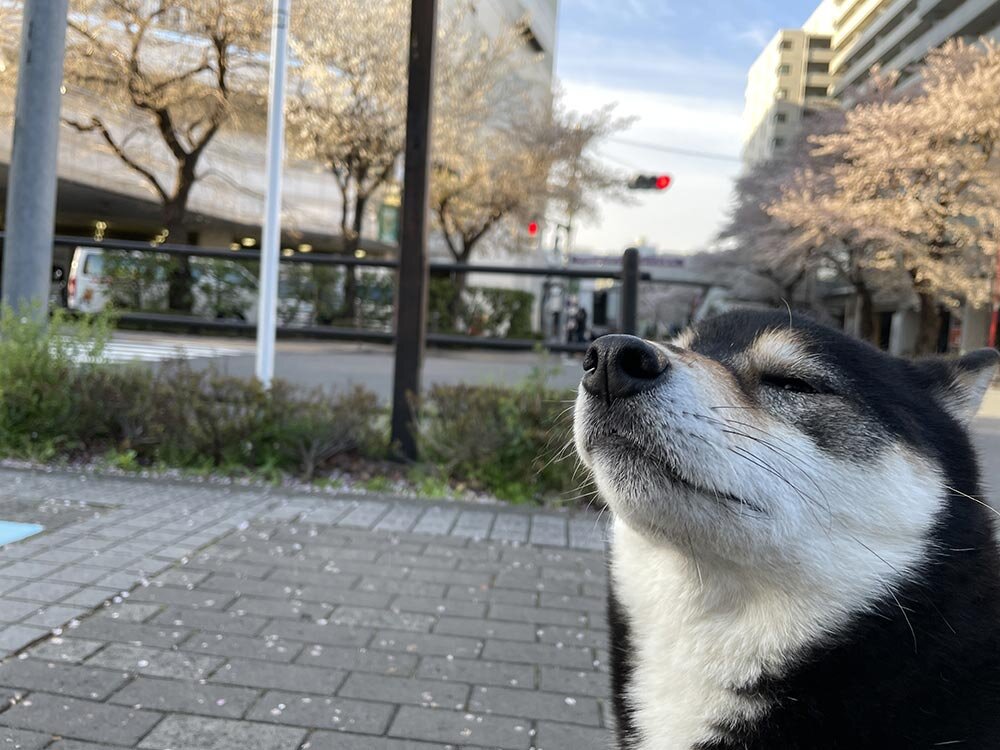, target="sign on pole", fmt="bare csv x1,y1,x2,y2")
255,0,292,387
